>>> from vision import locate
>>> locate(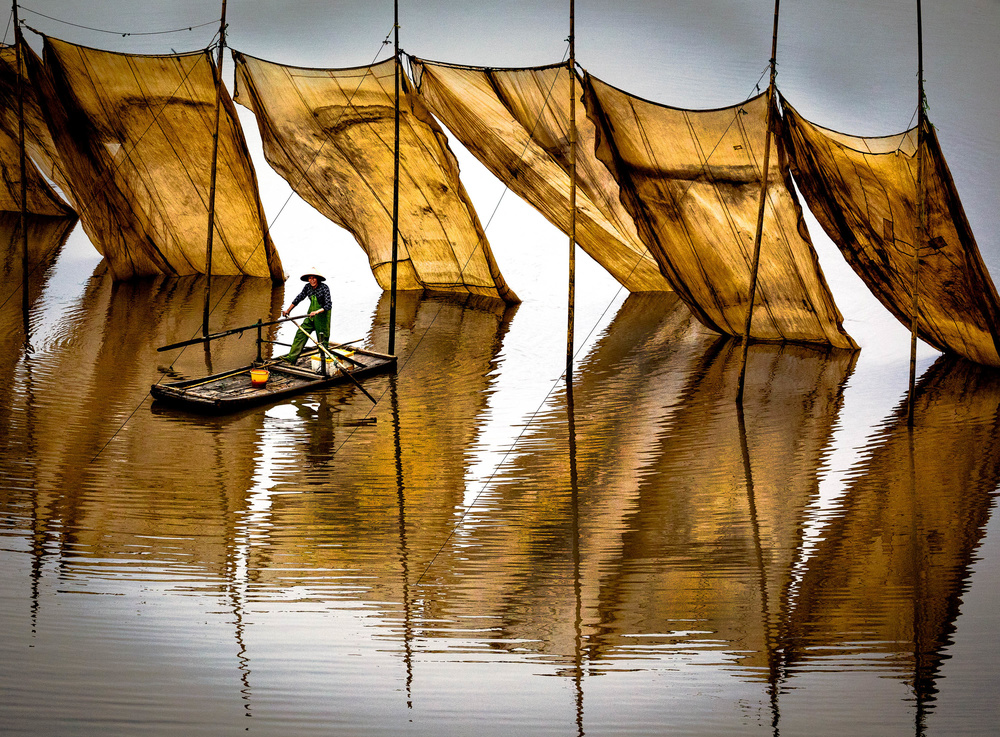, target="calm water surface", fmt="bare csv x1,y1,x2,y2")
2,213,999,736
